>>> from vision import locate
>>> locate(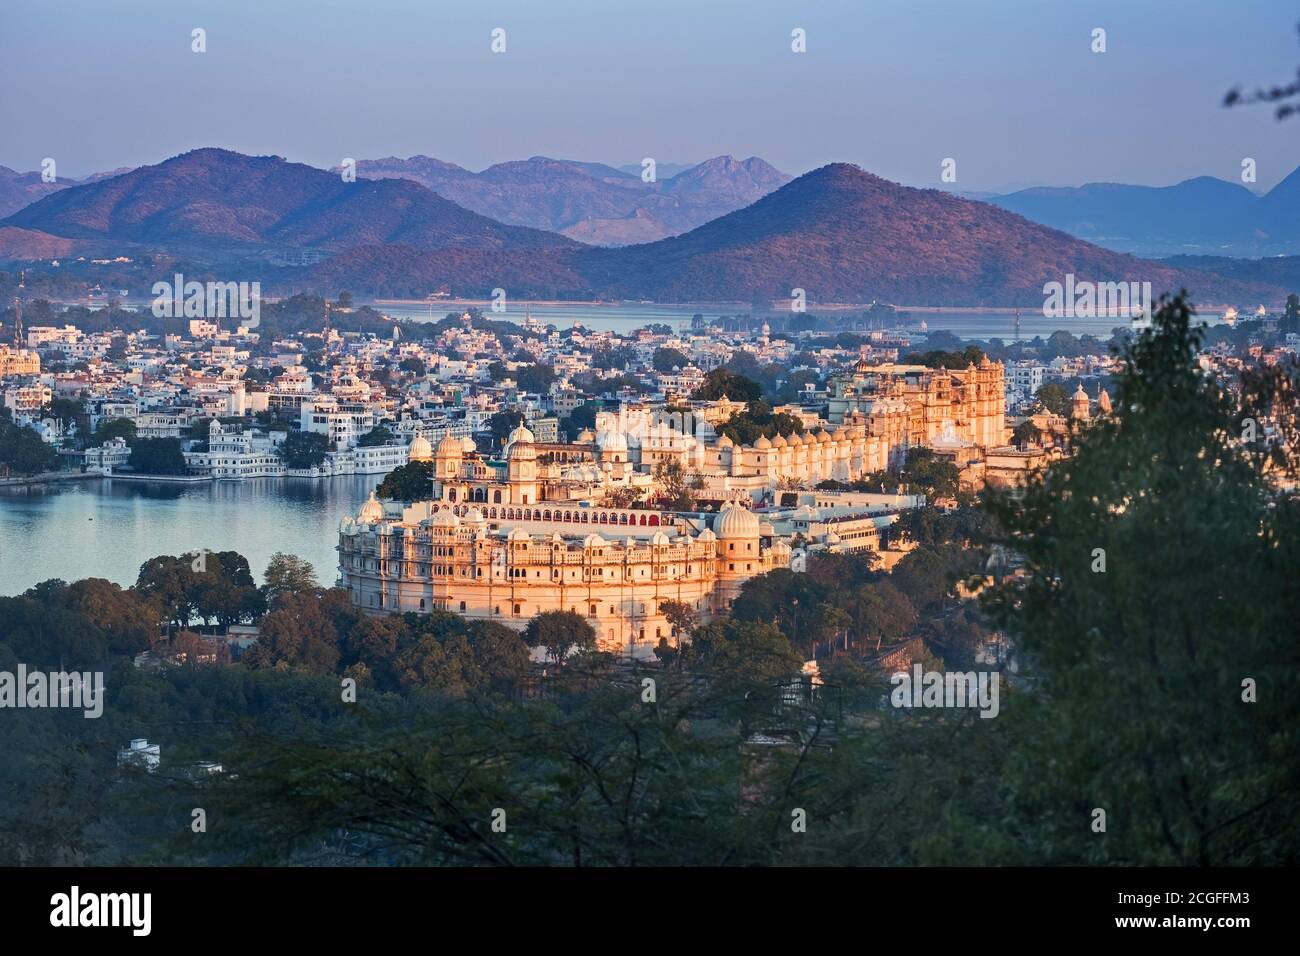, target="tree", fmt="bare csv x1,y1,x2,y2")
263,553,319,603
376,460,434,501
680,618,802,684
563,402,599,434
898,447,961,498
523,610,596,664
514,364,556,394
652,347,690,372
91,417,136,445
652,460,695,511
693,368,762,403
983,292,1300,864
1224,21,1300,119
127,437,187,475
903,345,985,369
0,418,59,474
244,589,358,674
356,426,394,447
1034,382,1069,416
278,431,329,469
717,399,804,444
658,599,697,639
1011,419,1042,446
398,357,425,376
485,410,524,449
1283,292,1300,334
